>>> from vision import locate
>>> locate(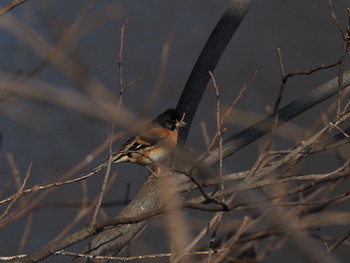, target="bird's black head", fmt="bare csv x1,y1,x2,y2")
154,108,184,131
